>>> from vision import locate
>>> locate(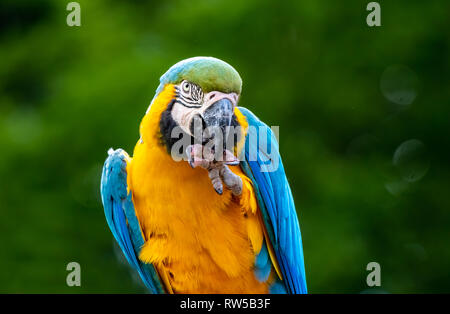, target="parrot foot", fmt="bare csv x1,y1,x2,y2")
219,164,243,196
186,144,242,196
